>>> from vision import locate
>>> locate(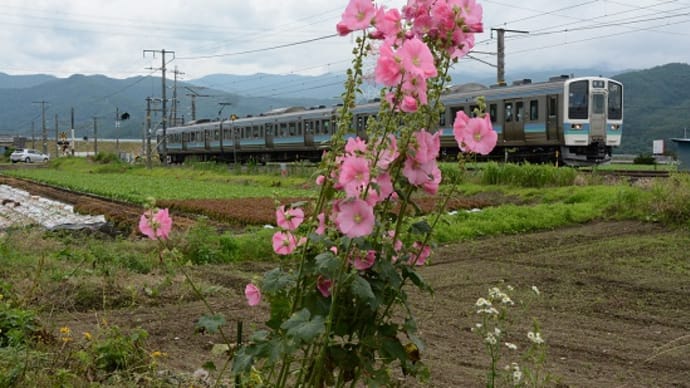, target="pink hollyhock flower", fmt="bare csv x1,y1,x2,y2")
244,283,261,306
317,276,333,298
353,250,376,271
373,7,402,43
374,173,394,202
272,231,297,255
375,42,403,86
399,37,437,79
402,156,436,186
345,137,368,155
458,0,484,33
453,111,497,155
412,129,440,164
400,95,418,113
376,135,399,169
421,162,442,195
336,198,375,238
316,175,326,186
276,206,305,231
402,74,428,106
338,0,376,33
139,208,173,240
336,22,352,36
316,212,327,235
409,242,431,266
338,155,371,198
